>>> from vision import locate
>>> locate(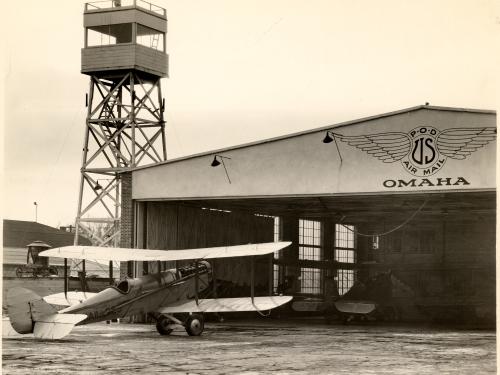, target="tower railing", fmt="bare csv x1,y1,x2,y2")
85,0,166,16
